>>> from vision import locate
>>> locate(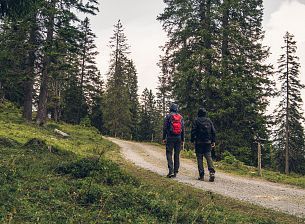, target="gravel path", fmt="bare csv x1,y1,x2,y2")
108,138,305,218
